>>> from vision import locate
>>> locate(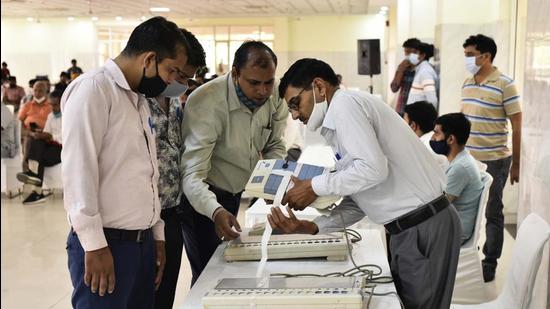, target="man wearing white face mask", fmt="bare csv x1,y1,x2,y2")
461,34,522,282
274,58,461,309
406,42,439,109
391,38,421,116
146,28,205,309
